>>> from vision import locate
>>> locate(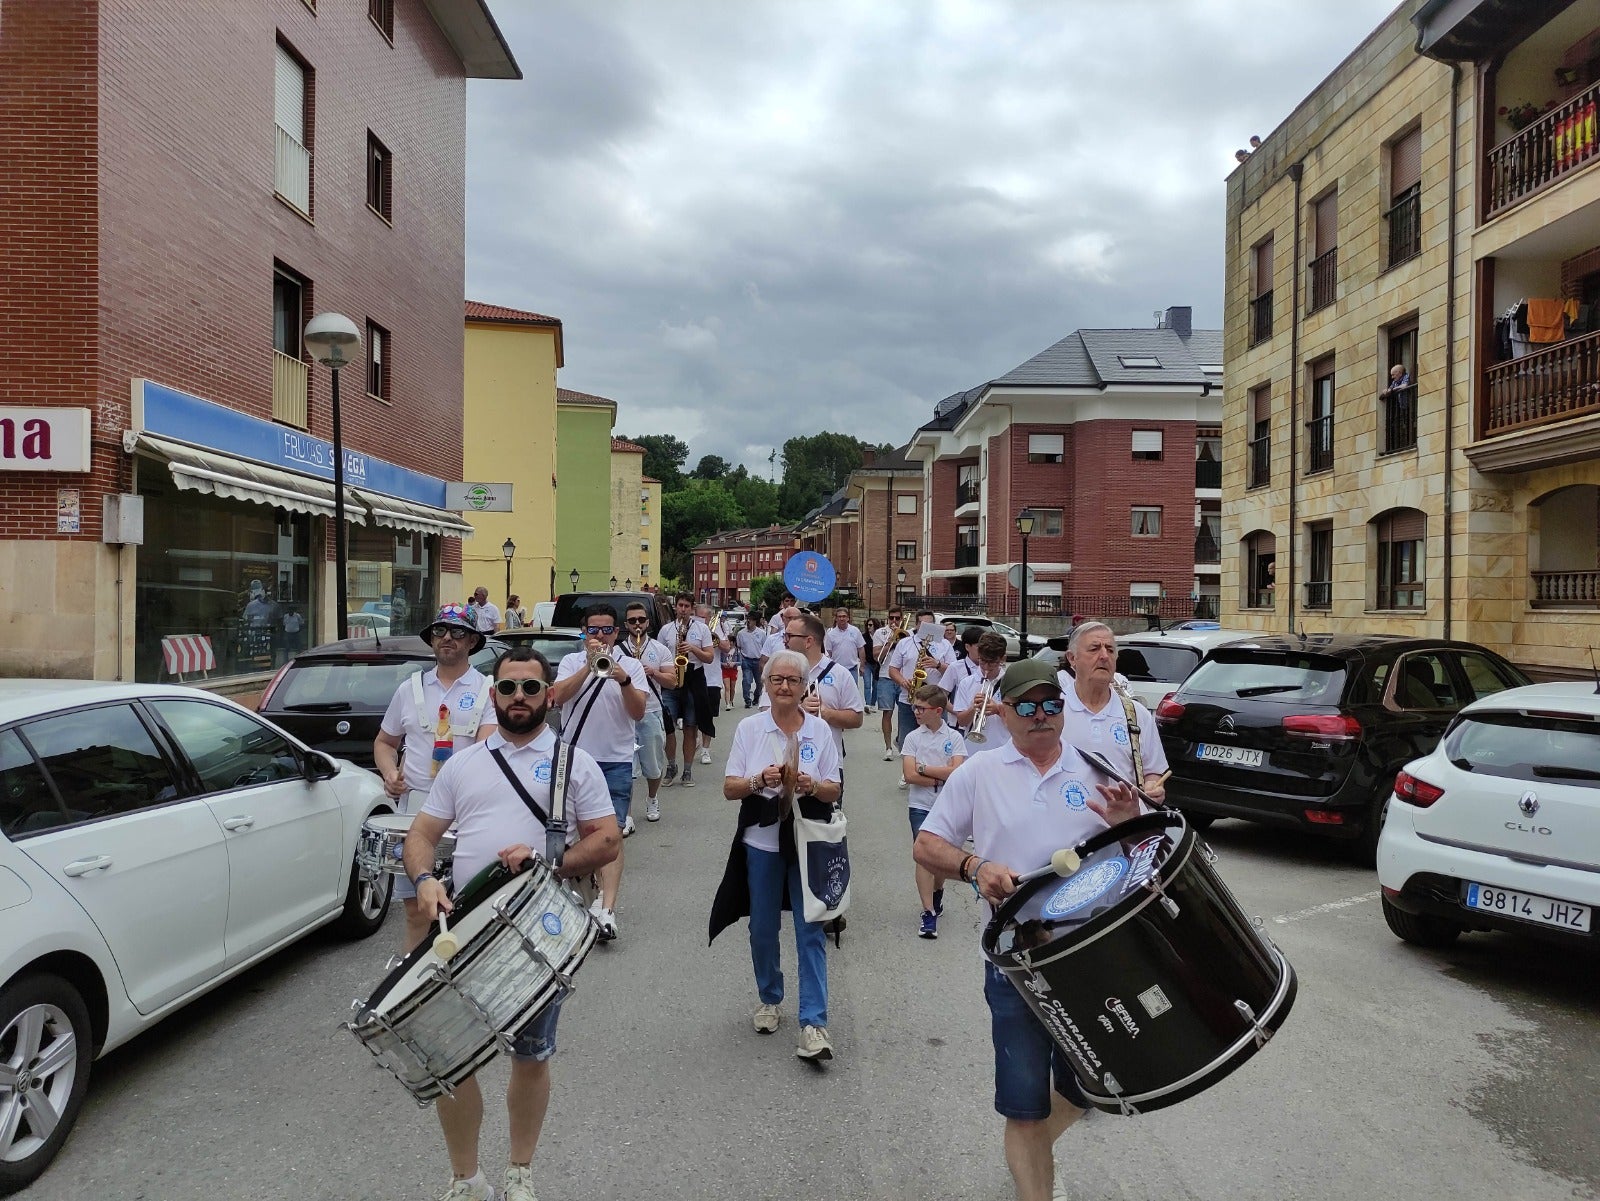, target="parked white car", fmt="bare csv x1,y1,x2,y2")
0,681,393,1192
1377,681,1600,950
1107,627,1261,711
931,613,1046,660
